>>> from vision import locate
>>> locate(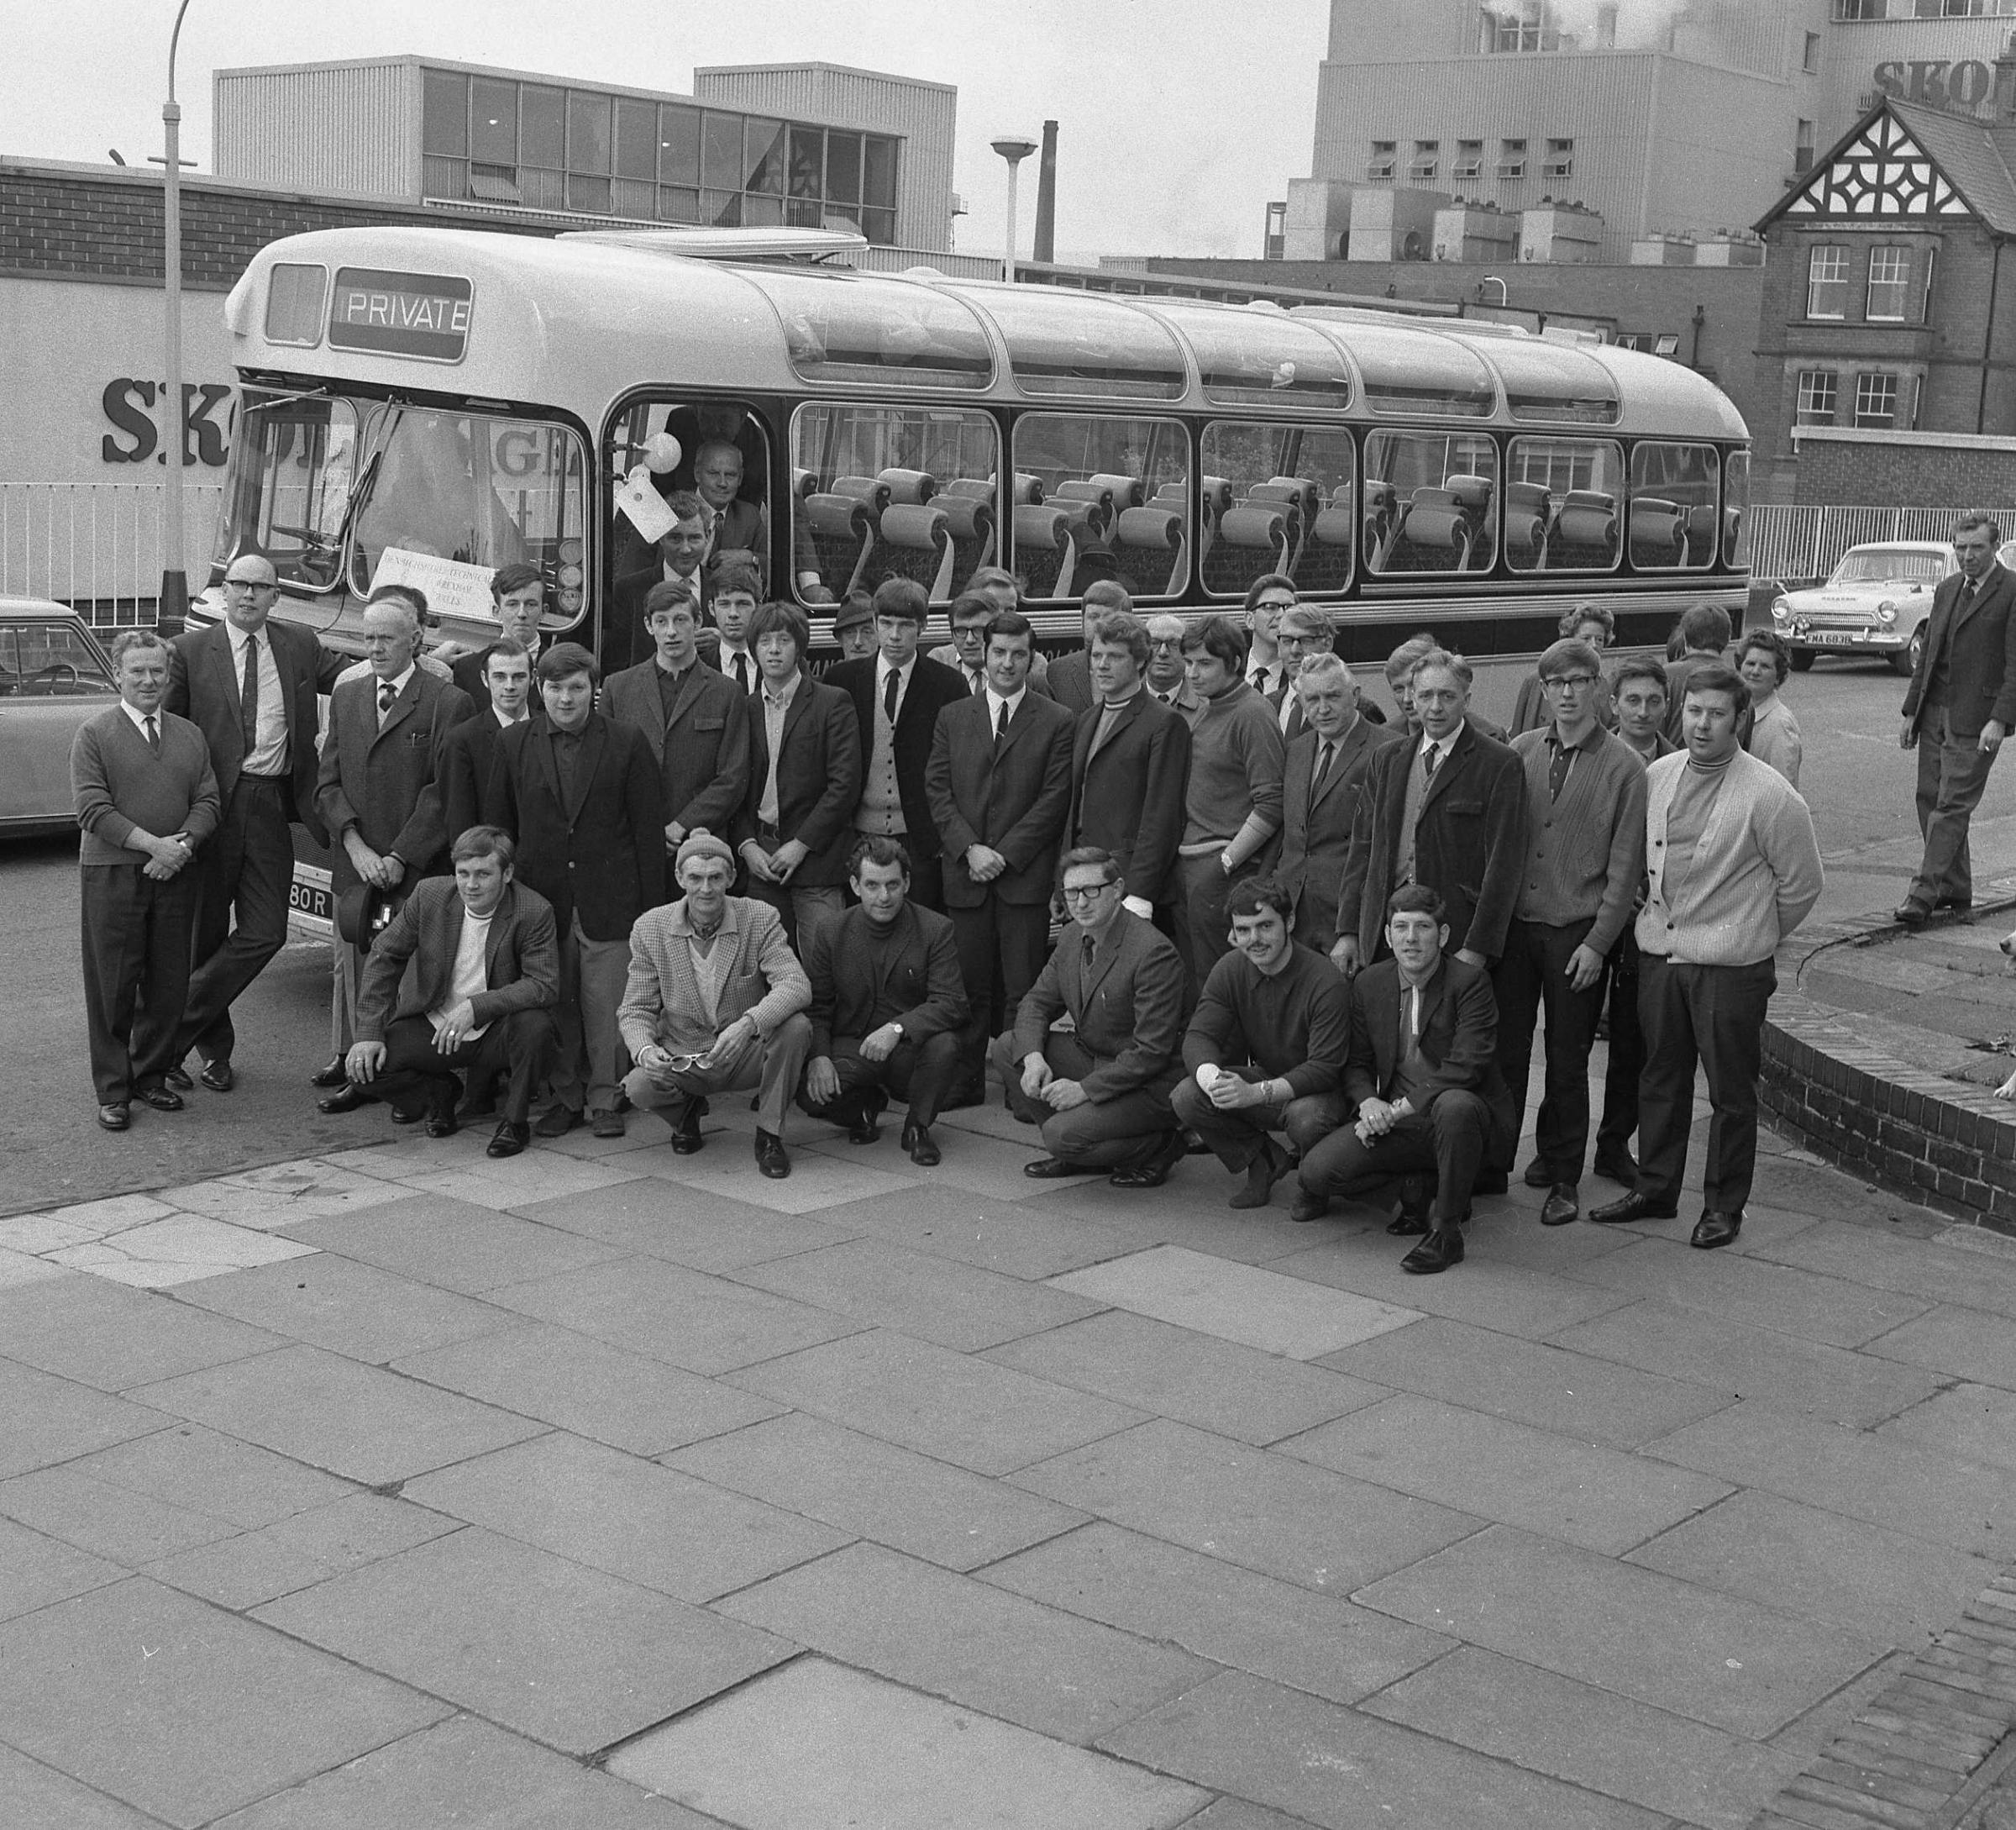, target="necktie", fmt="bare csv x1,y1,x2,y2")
1422,744,1440,781
883,668,900,726
995,698,1011,746
1155,690,1173,704
1548,739,1573,802
144,713,160,755
377,680,396,723
1960,580,1977,613
1082,933,1097,968
732,653,750,694
1253,667,1269,697
969,668,985,696
239,634,260,754
1312,740,1335,791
